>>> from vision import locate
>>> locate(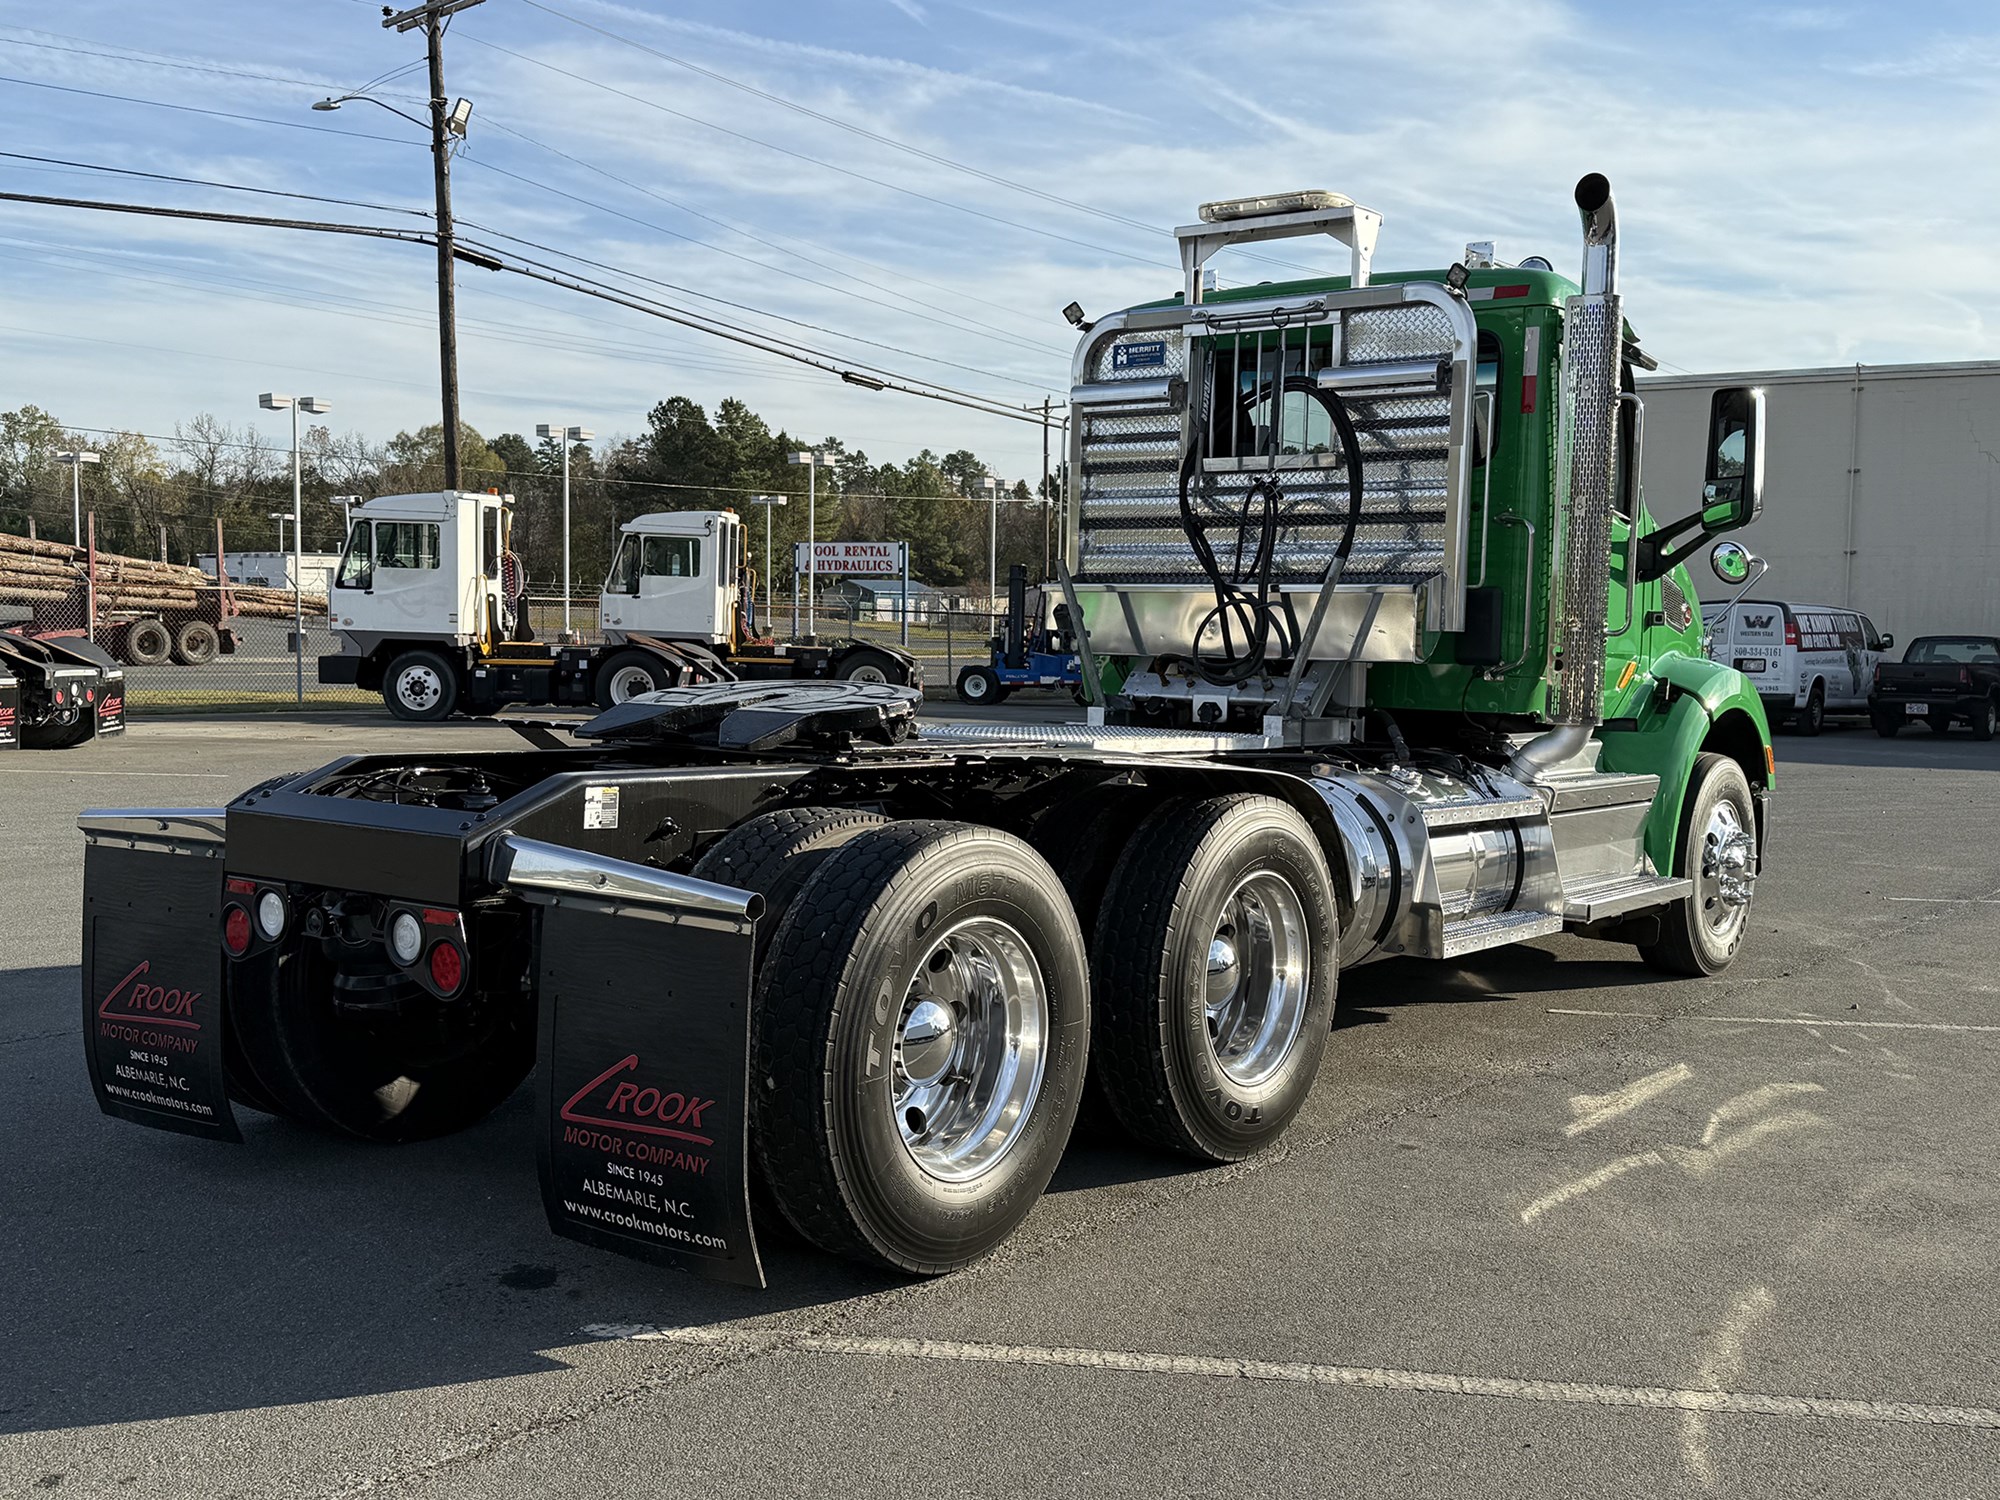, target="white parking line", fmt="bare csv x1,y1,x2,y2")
0,767,231,777
581,1324,2000,1431
1886,897,2000,905
1548,1010,2000,1034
